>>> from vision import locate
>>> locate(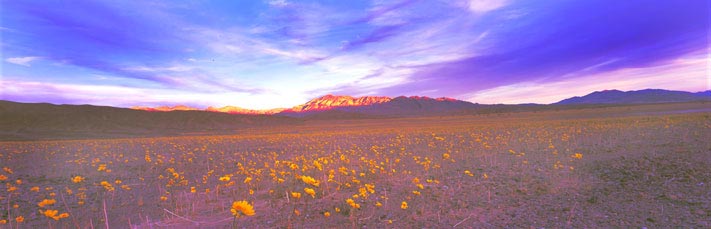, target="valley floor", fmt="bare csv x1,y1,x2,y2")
0,103,710,227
